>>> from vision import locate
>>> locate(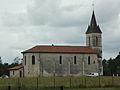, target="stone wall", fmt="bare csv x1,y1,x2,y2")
86,33,103,75
86,33,102,56
9,68,23,77
23,53,99,77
